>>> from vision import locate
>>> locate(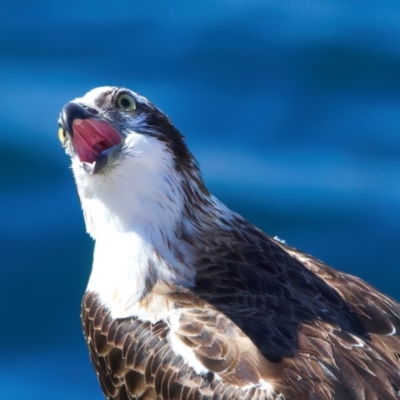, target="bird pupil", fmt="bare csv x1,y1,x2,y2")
120,98,130,108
